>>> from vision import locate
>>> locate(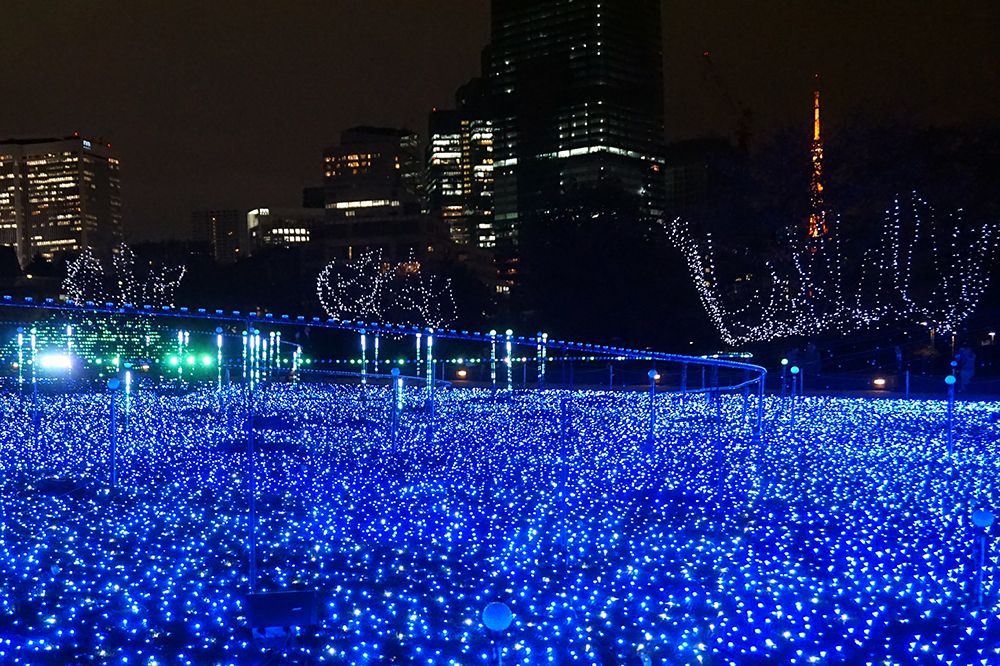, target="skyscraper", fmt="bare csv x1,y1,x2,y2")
427,77,495,249
490,0,666,285
323,127,423,218
0,135,122,267
191,209,244,264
